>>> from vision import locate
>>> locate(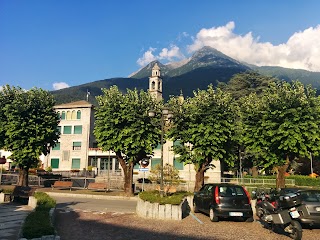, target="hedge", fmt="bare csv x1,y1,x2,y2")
244,175,320,187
